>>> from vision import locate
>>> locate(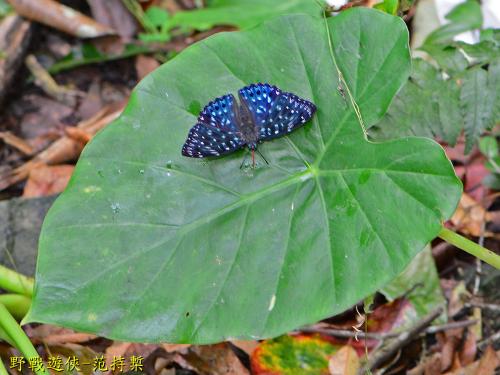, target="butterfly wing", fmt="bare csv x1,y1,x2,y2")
238,83,282,125
181,123,245,158
182,94,245,158
238,83,316,141
198,93,239,132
